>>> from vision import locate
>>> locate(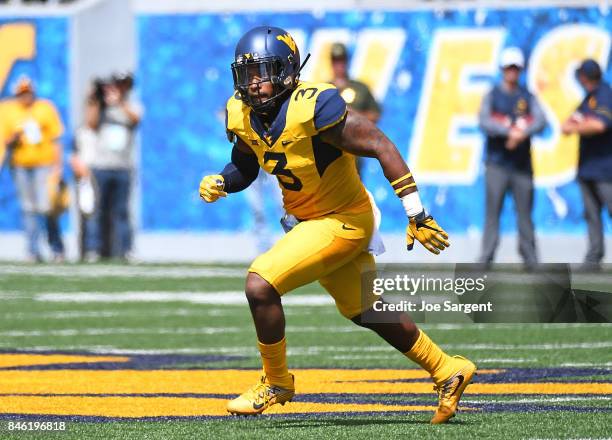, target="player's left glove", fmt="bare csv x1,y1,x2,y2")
199,174,227,203
406,210,450,255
